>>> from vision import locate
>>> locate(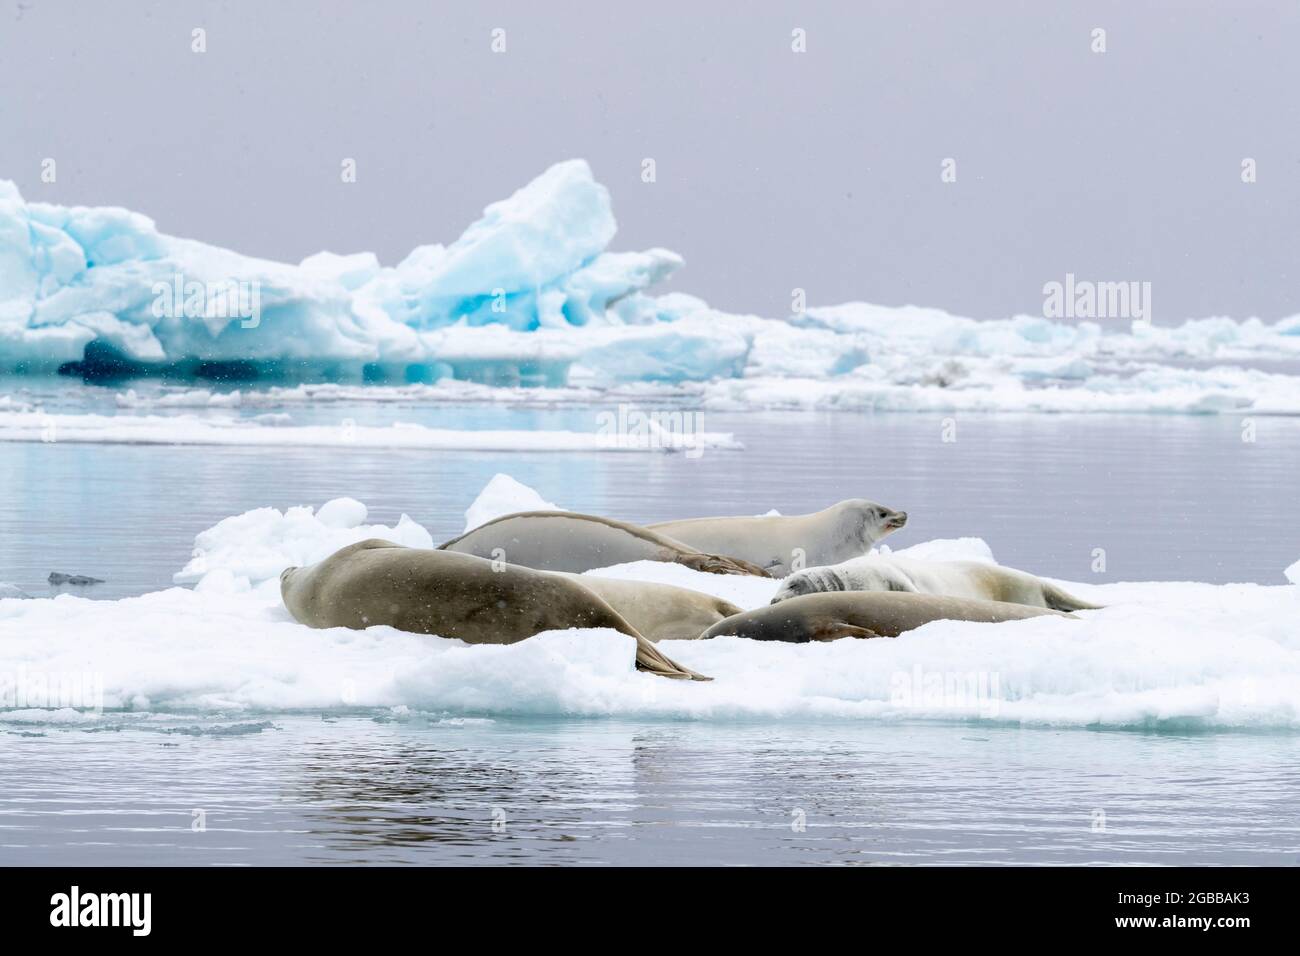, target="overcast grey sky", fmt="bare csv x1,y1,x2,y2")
2,0,1297,322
